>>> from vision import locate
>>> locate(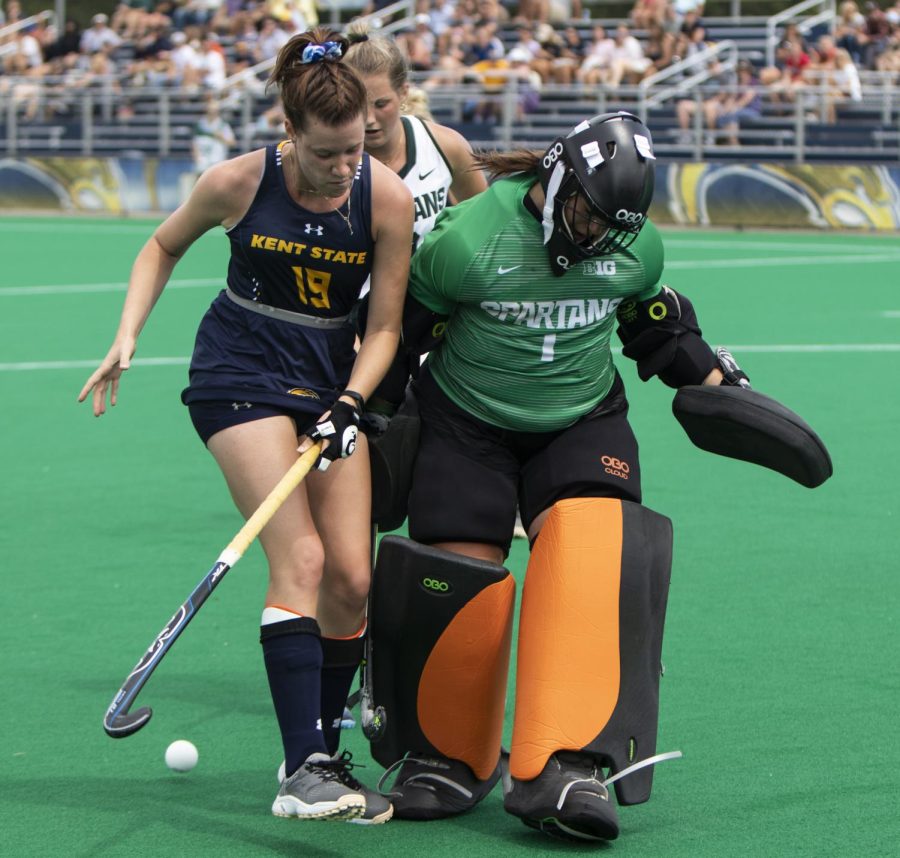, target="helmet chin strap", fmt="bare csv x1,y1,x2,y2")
541,161,566,246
